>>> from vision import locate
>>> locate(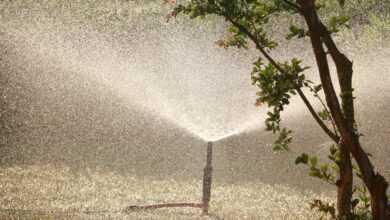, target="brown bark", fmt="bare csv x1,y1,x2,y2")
337,142,353,218
297,3,354,216
297,1,389,219
318,6,389,220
